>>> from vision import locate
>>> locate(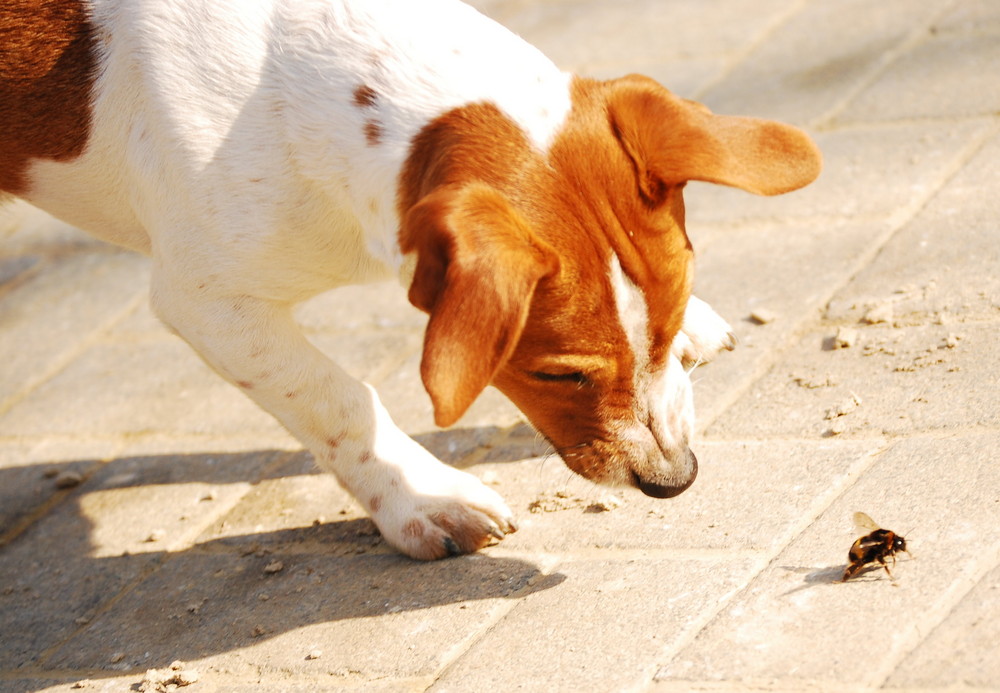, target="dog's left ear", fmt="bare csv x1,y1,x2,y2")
401,183,559,428
609,74,822,202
